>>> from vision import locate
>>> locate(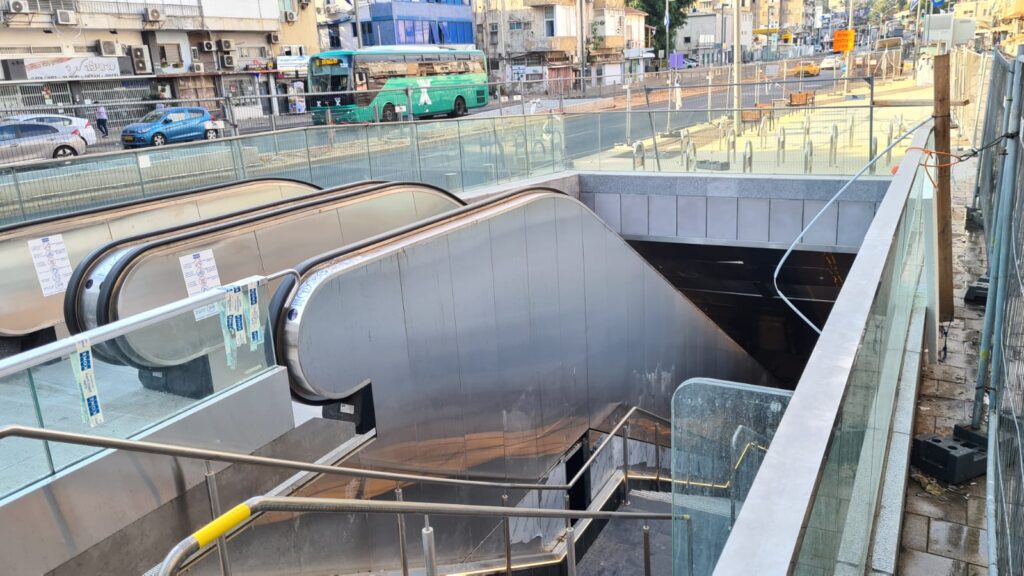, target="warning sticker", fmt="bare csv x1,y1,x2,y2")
179,249,222,320
71,339,103,427
28,234,74,297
